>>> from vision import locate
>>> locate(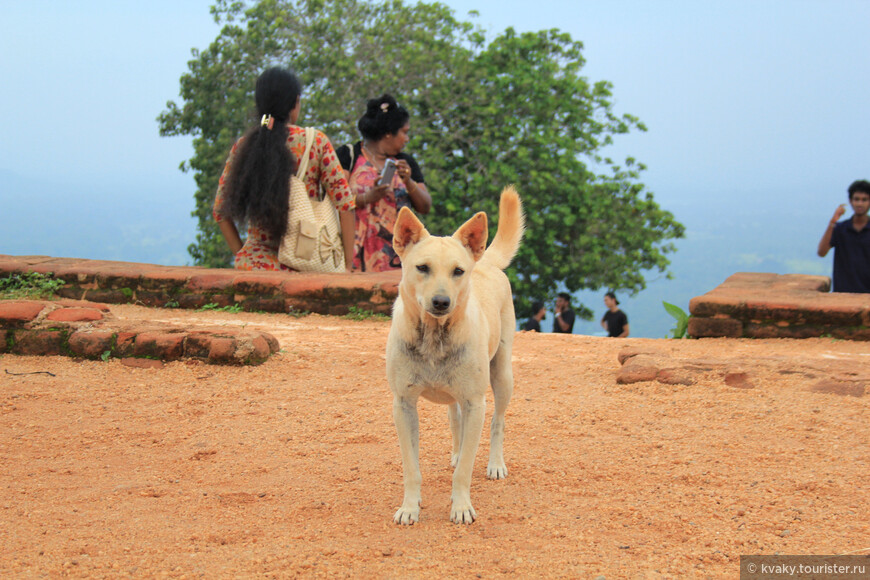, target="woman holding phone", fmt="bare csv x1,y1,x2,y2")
337,94,431,272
